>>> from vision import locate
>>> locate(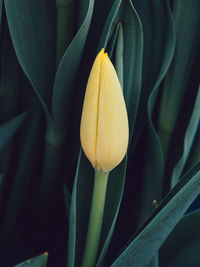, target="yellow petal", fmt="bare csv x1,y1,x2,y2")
96,53,129,171
80,49,129,171
80,49,104,167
